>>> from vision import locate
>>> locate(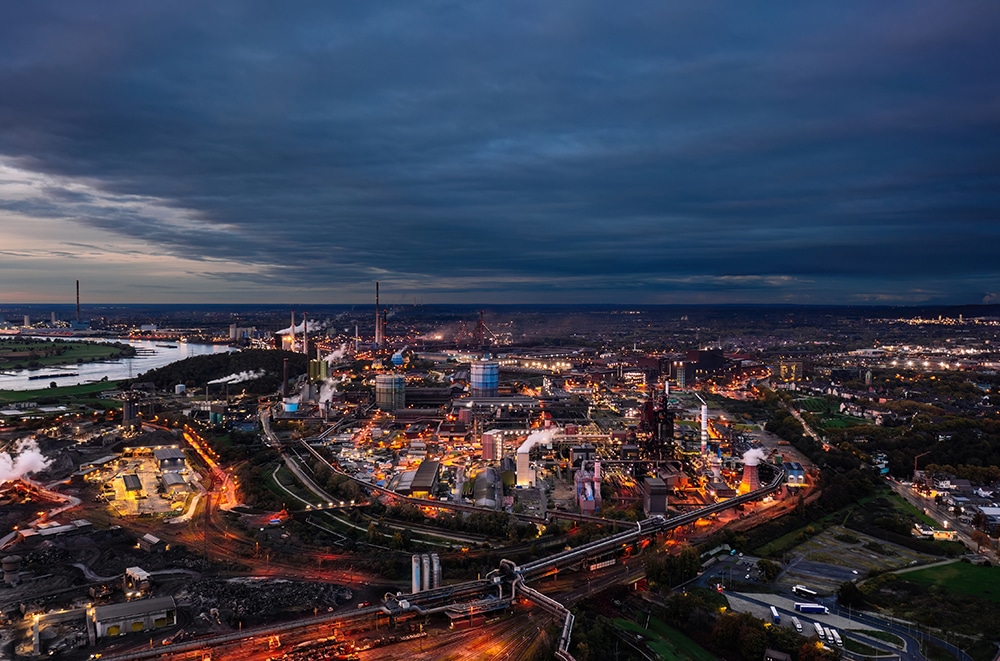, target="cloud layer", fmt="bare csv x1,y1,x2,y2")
0,2,998,304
